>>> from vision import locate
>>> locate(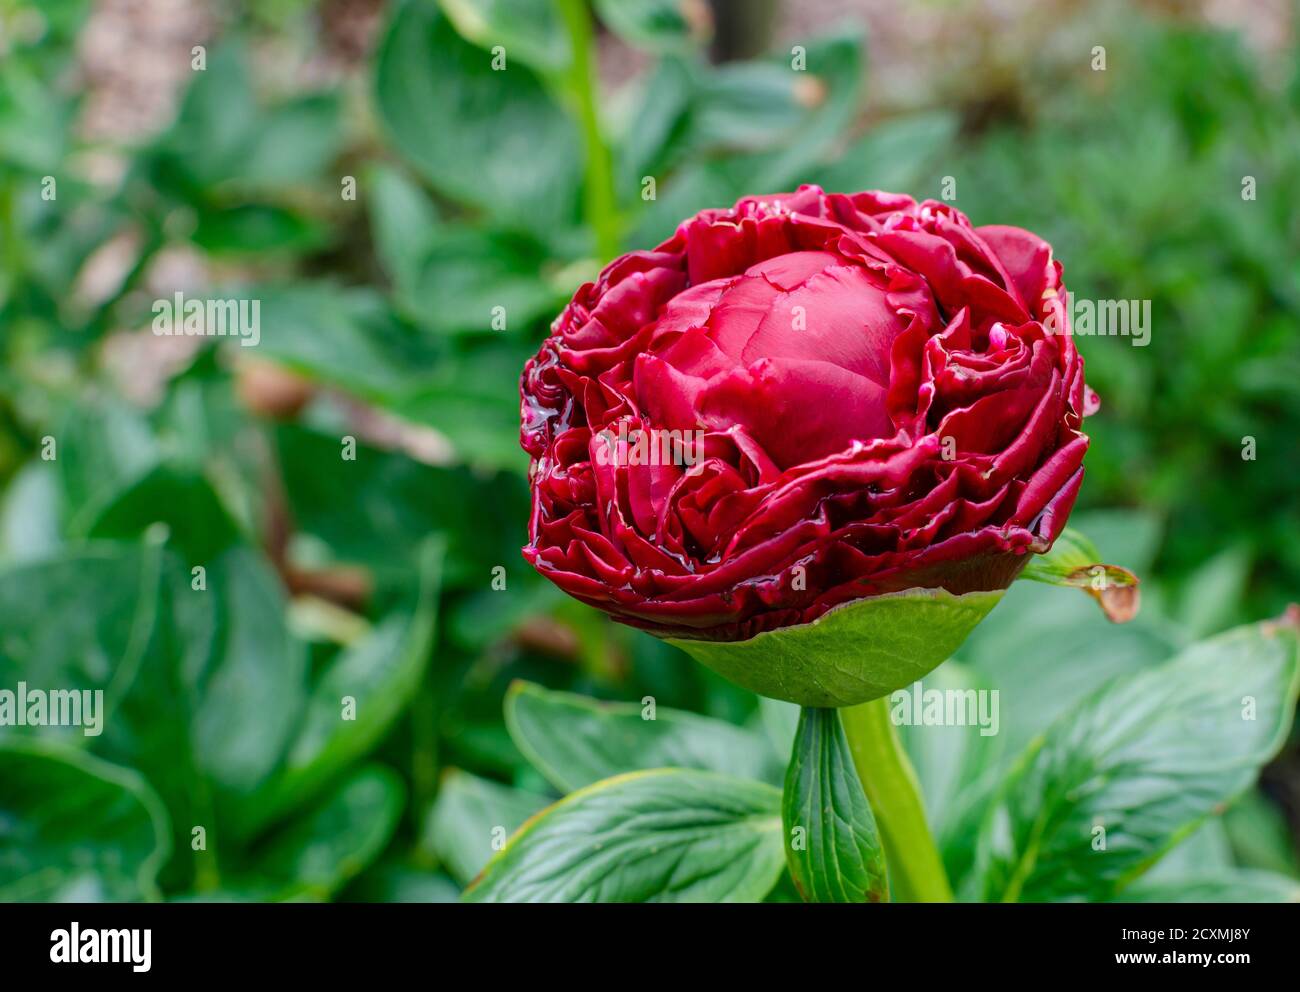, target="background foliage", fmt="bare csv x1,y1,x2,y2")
1,0,1297,902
